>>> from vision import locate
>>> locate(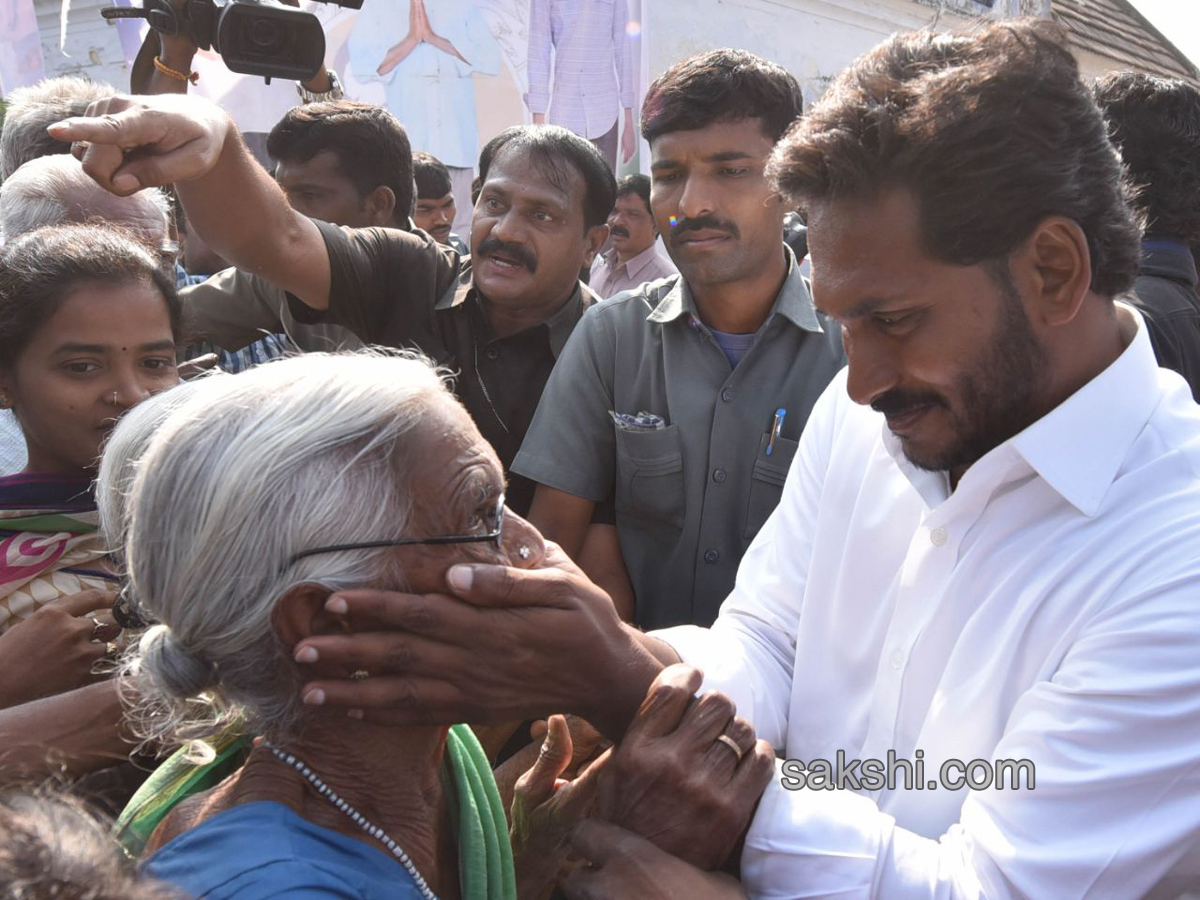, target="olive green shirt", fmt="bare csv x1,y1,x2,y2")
512,247,845,628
